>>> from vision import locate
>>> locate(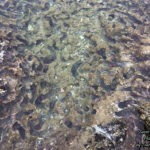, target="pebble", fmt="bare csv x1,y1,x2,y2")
44,2,50,10
64,119,72,128
76,117,82,124
35,95,45,108
43,65,48,73
20,96,28,106
43,56,55,64
63,108,70,115
71,60,82,78
91,109,97,115
36,39,43,45
28,24,34,32
75,125,81,131
18,126,26,139
0,127,2,136
32,63,36,70
3,2,9,8
91,94,99,100
40,80,48,88
118,101,128,108
118,100,138,109
37,63,43,71
97,48,106,59
49,100,56,110
28,55,32,61
123,68,135,79
75,107,83,115
16,111,24,120
30,84,36,96
84,106,90,112
12,122,26,139
24,110,34,115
